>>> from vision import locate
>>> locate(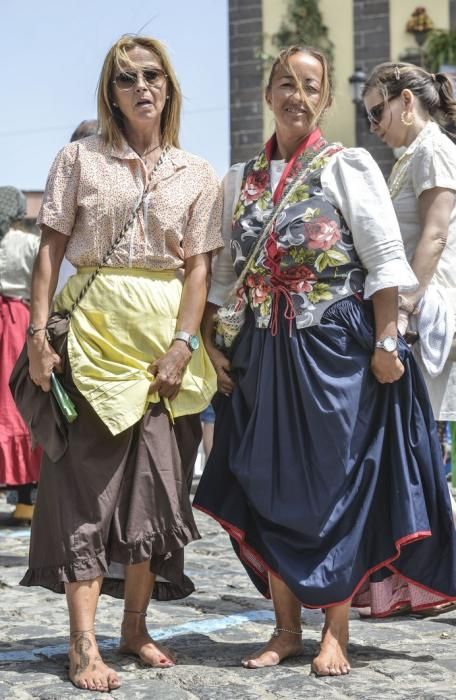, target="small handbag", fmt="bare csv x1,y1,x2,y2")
214,150,329,352
9,147,169,460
